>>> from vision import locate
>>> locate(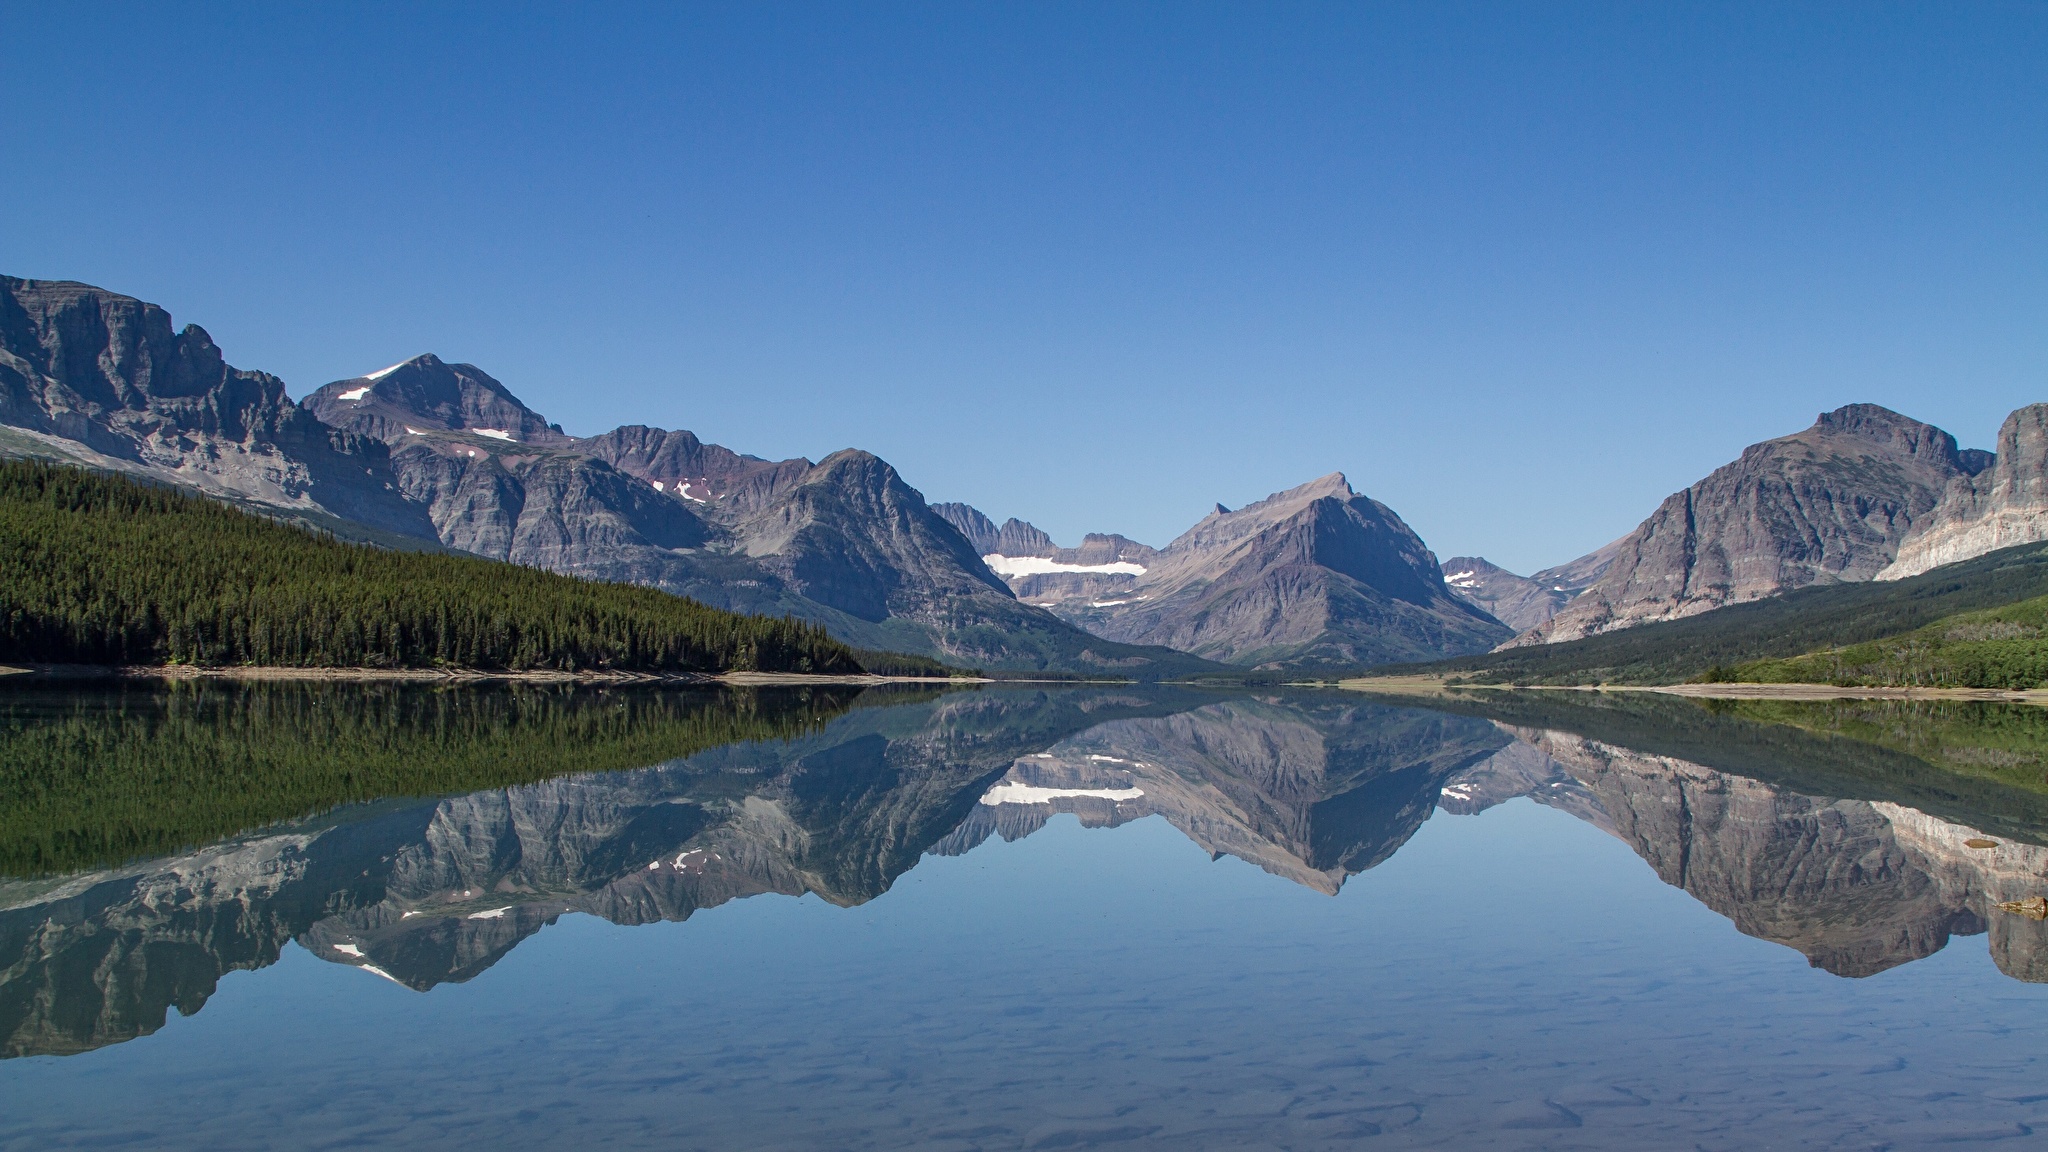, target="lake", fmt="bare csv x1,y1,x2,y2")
1,682,2044,1149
